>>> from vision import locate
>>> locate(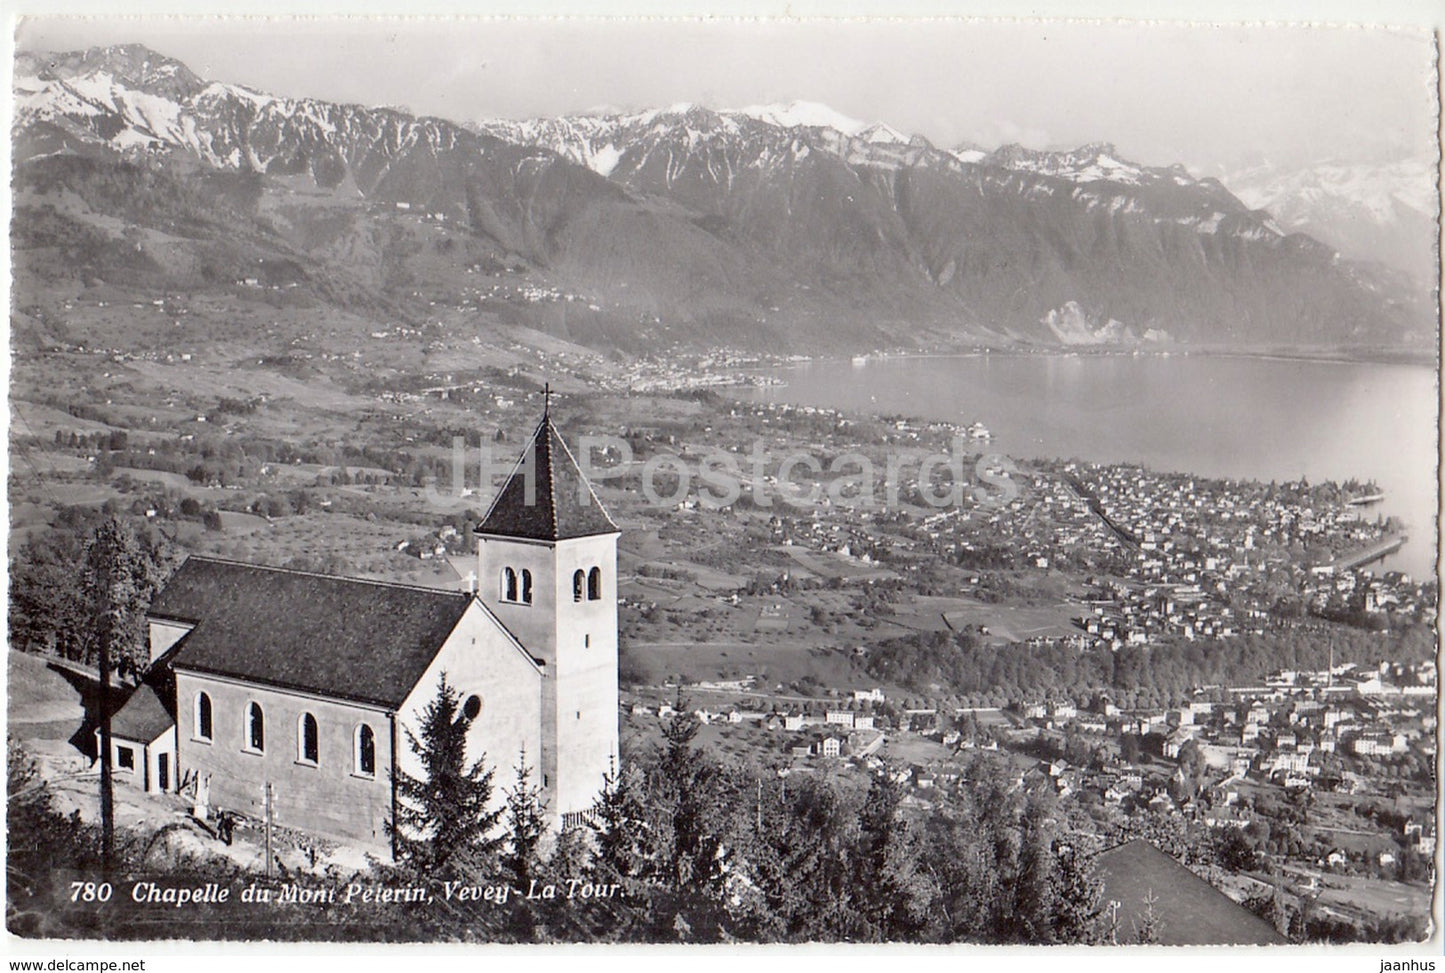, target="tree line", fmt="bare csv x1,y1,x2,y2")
376,675,1118,943
9,509,174,675
864,625,1436,701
